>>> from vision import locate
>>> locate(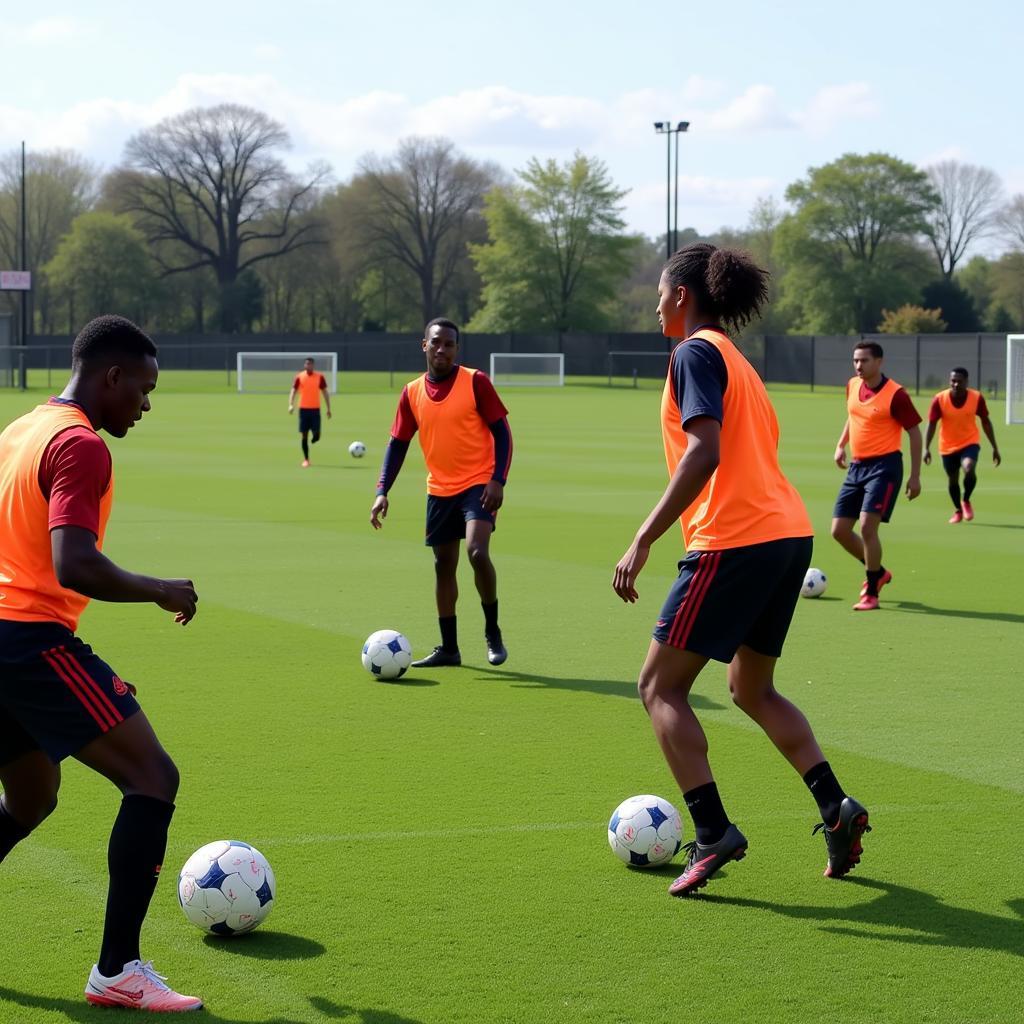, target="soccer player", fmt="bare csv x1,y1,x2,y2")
831,342,922,611
614,243,869,897
0,315,202,1012
370,318,512,668
288,356,332,467
924,367,1002,523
